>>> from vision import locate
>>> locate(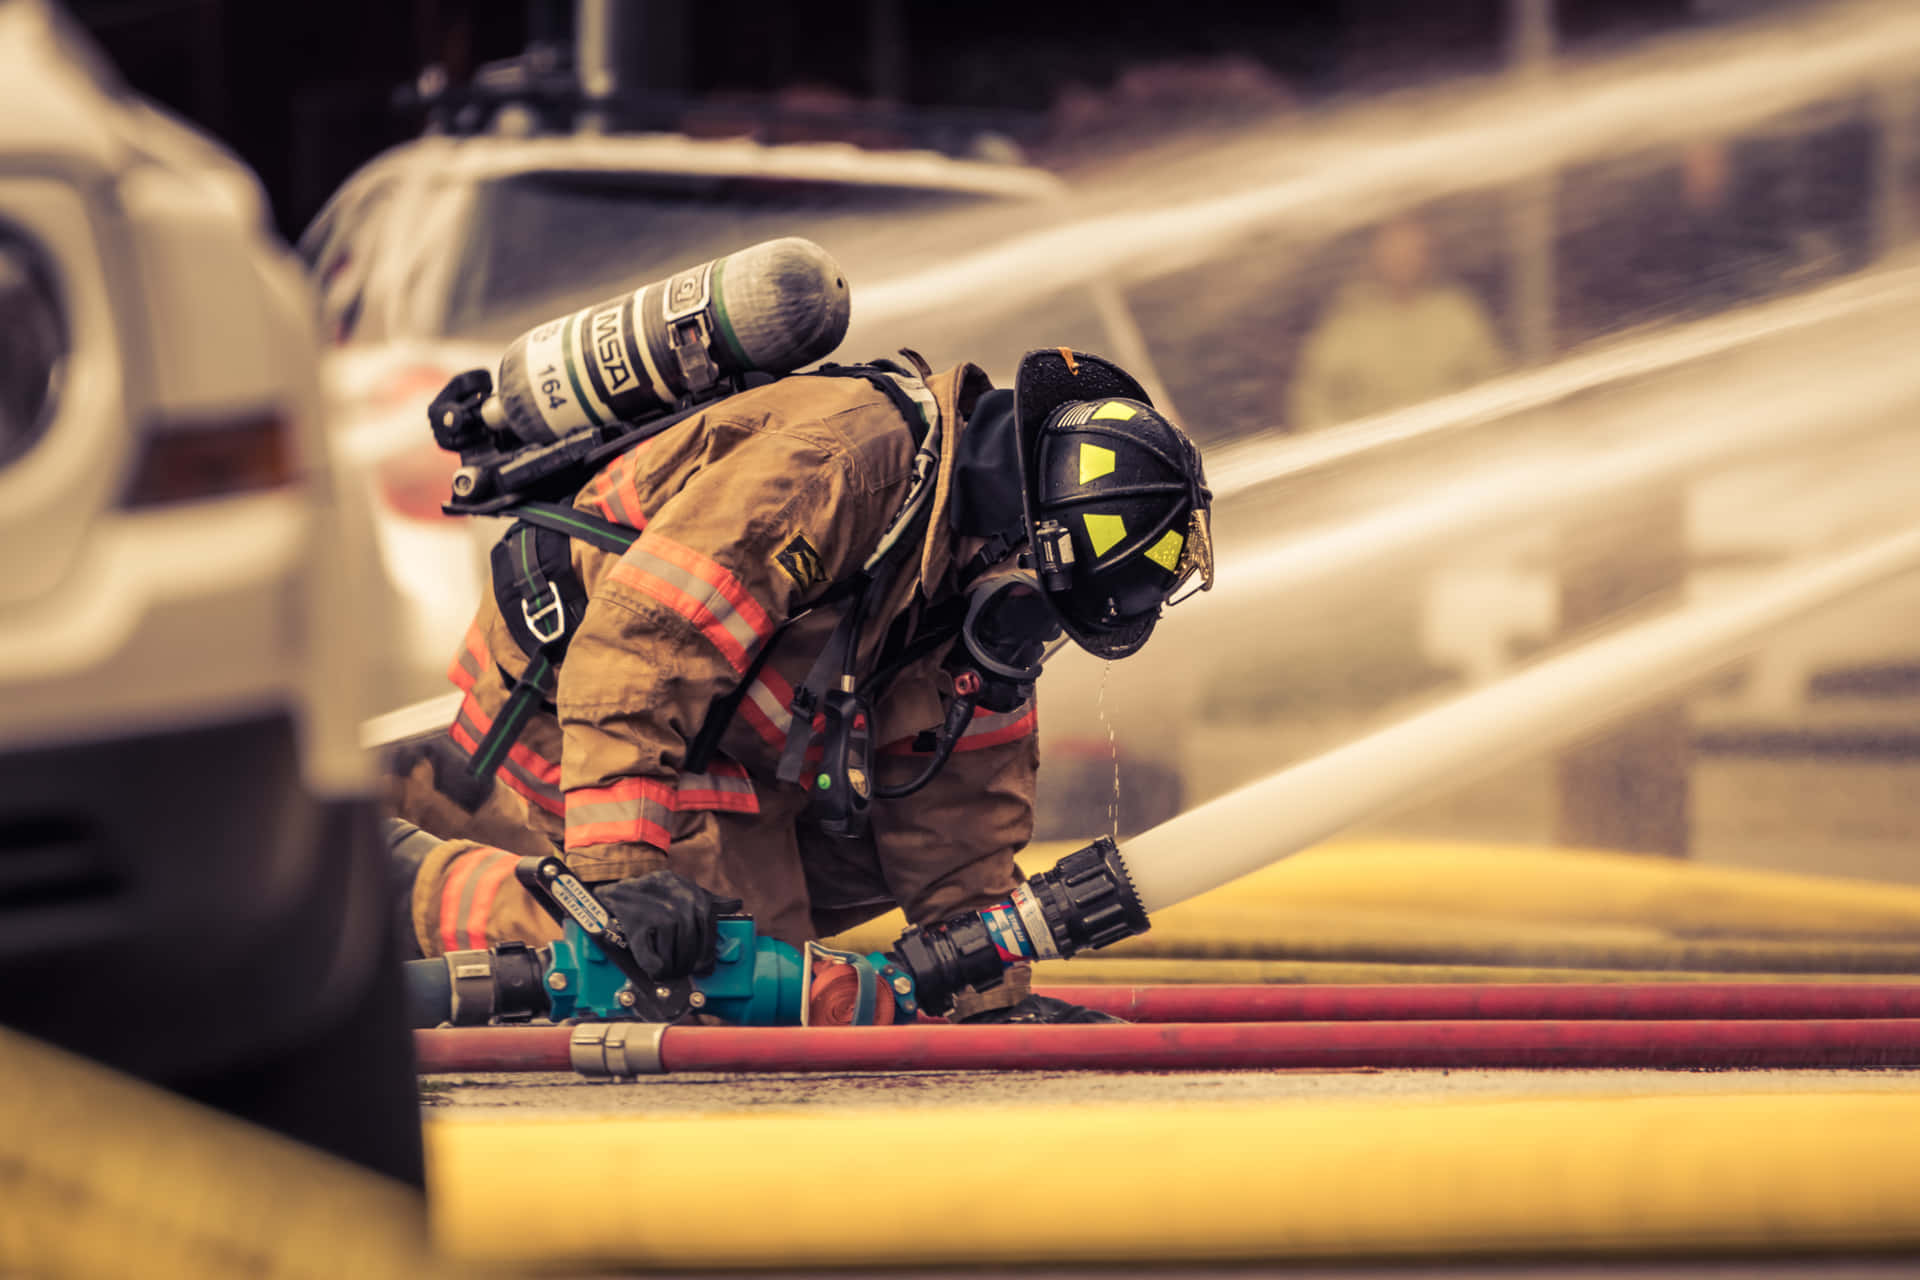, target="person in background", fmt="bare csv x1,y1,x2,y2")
1288,213,1508,431
1561,136,1825,343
